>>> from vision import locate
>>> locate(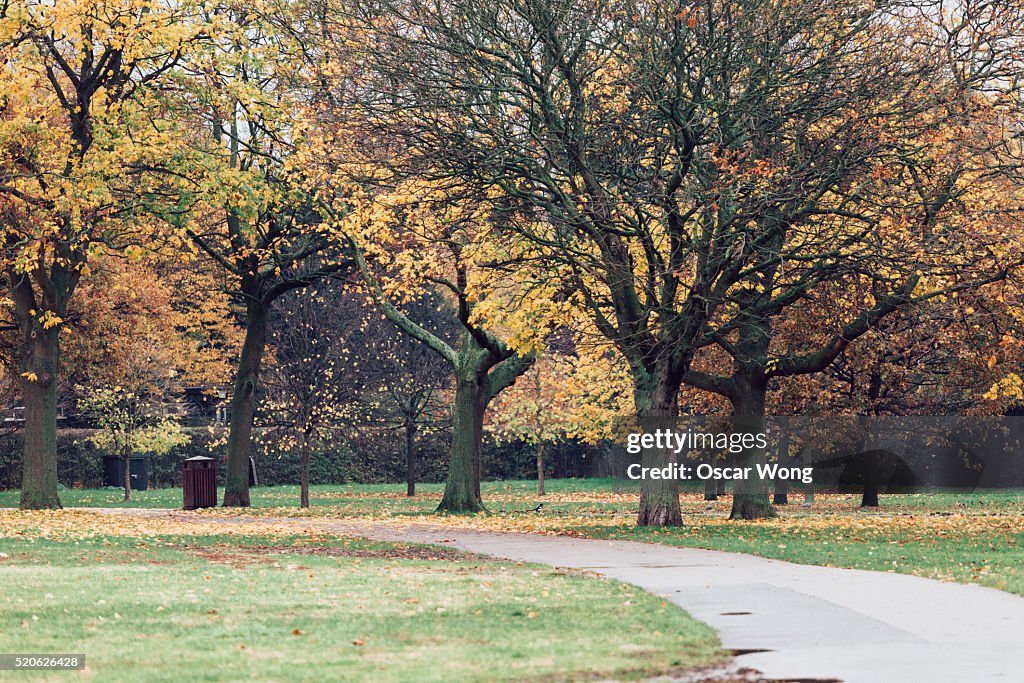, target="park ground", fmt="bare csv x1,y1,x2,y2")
2,479,1023,680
